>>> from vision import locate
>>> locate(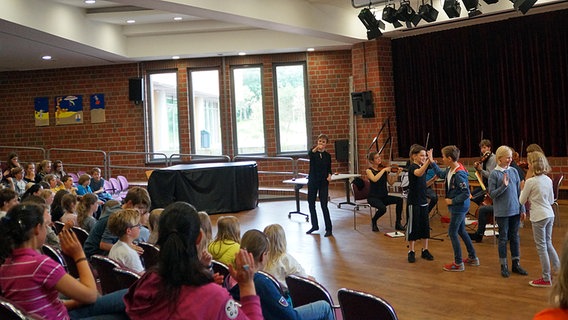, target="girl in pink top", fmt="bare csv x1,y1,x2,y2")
0,203,127,319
